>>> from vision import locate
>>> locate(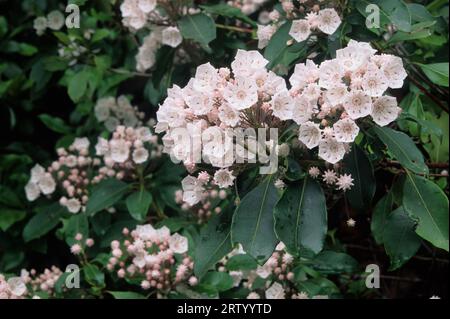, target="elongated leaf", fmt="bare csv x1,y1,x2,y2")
39,114,72,134
200,4,257,27
403,172,449,251
178,13,216,47
86,179,129,216
371,192,395,245
83,263,105,288
231,177,279,263
264,21,292,69
126,189,152,222
0,208,26,231
311,251,359,275
343,145,376,211
373,126,428,174
63,213,89,246
382,206,422,270
417,63,449,87
194,211,233,278
23,203,65,242
274,178,327,255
